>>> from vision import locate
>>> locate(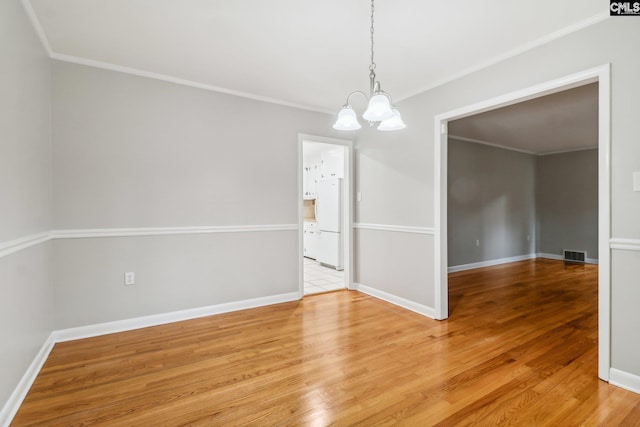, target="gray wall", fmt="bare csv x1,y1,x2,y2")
353,125,434,301
447,142,598,267
0,0,54,411
447,139,536,266
537,149,598,259
51,61,333,328
355,18,640,376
